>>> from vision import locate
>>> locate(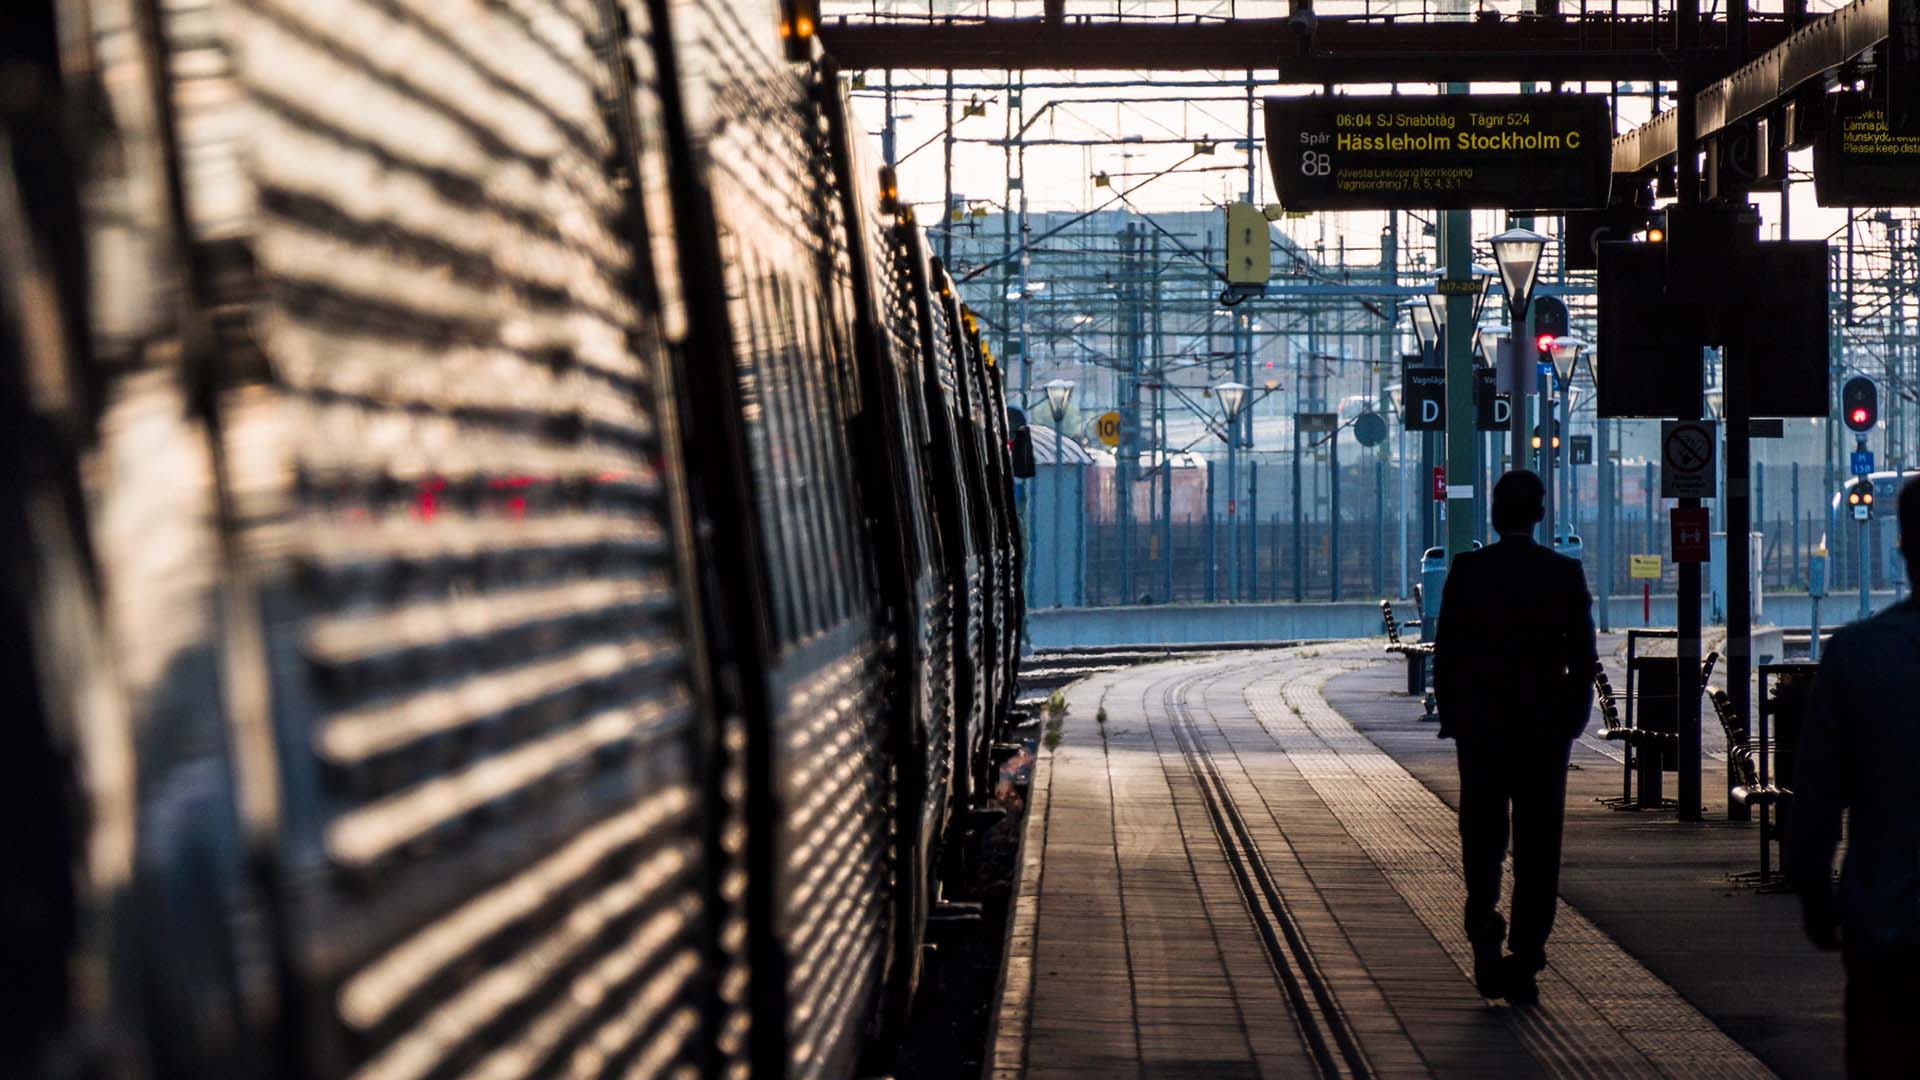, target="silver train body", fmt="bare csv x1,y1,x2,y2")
0,2,1024,1077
